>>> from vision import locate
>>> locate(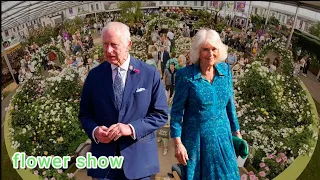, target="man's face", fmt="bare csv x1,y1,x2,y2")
102,29,132,66
170,64,175,71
